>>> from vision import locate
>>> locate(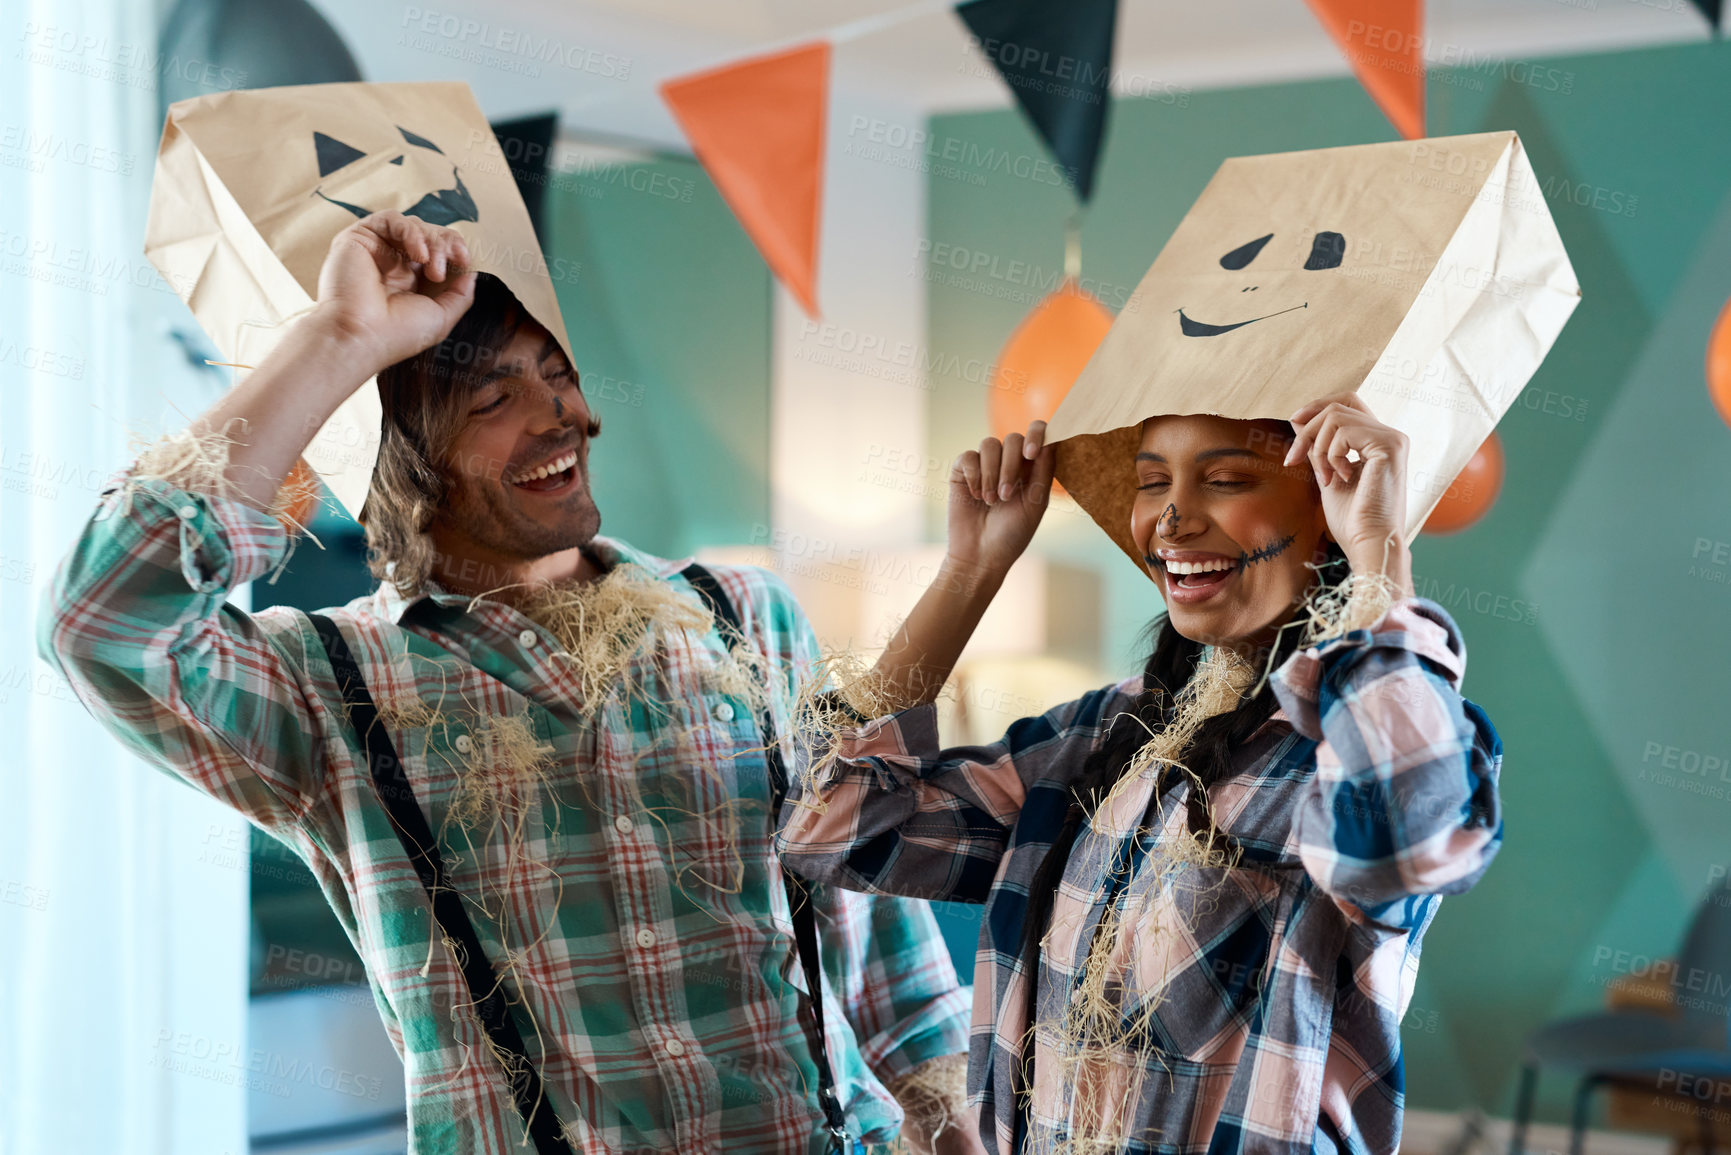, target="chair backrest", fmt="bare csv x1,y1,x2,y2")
1675,873,1731,1047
